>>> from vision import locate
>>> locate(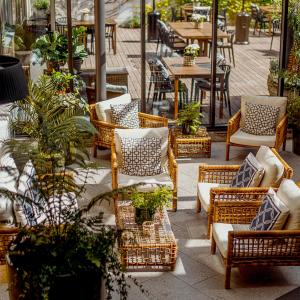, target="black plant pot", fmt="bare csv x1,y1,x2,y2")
135,207,156,225
293,126,300,155
181,123,192,135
